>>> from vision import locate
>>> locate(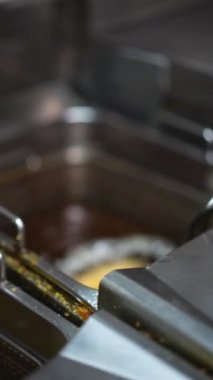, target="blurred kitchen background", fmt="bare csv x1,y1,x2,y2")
1,0,213,286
